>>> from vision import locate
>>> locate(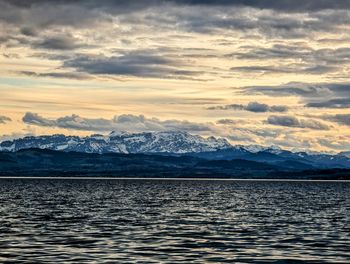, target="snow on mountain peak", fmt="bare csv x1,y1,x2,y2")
0,131,232,154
